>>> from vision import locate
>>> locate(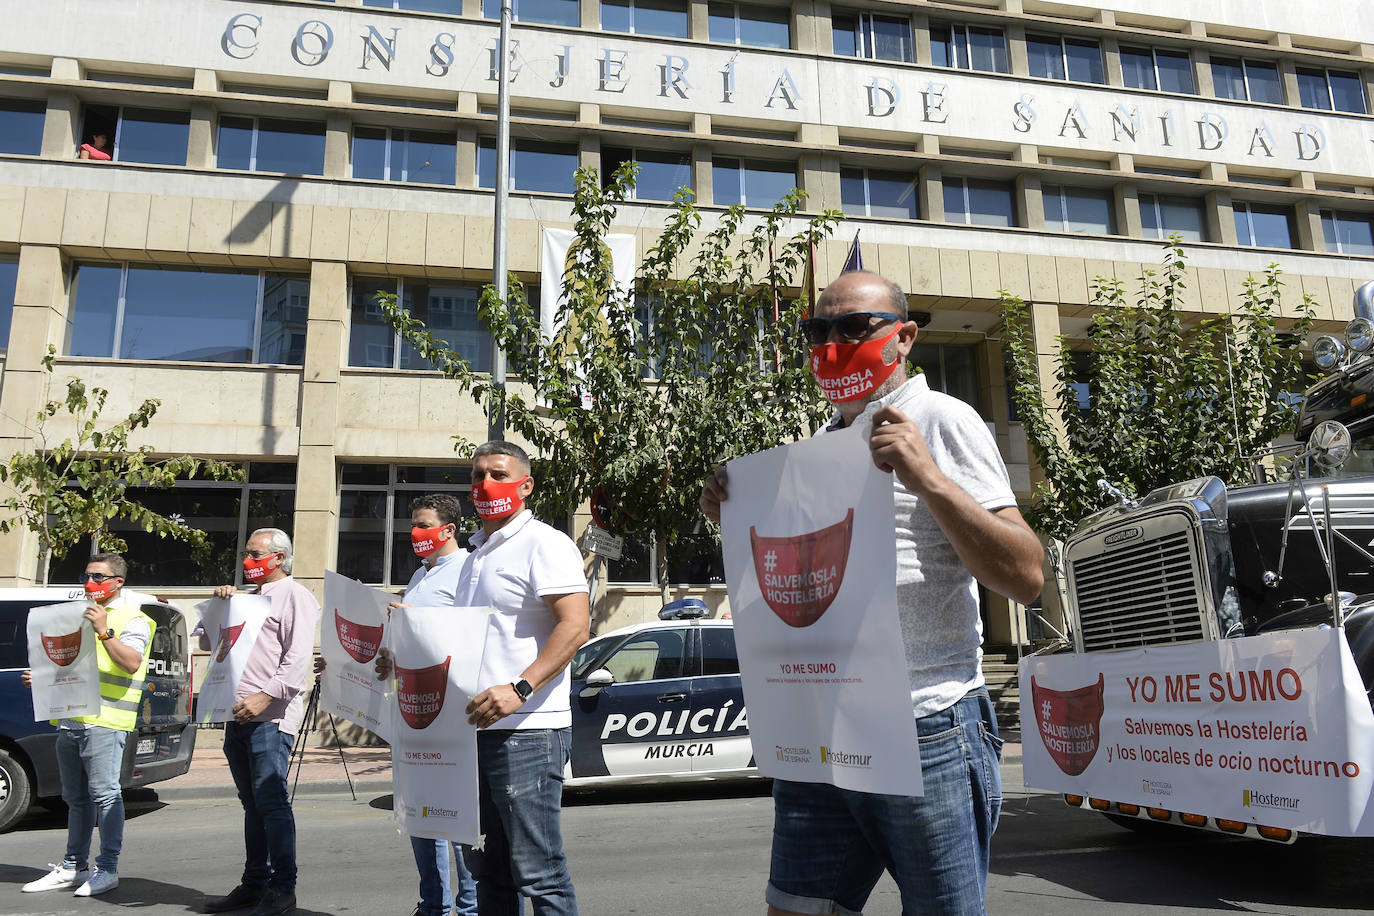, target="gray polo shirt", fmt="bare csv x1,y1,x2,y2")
819,375,1018,718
